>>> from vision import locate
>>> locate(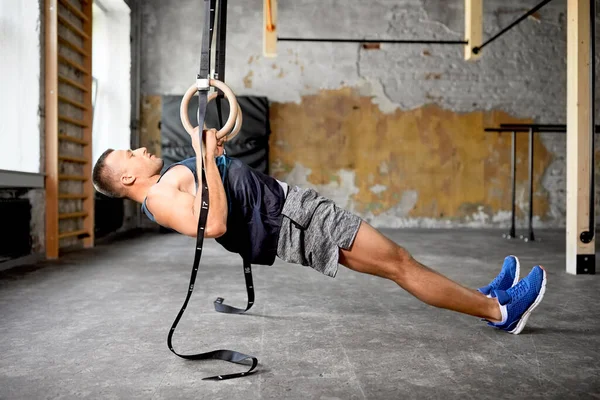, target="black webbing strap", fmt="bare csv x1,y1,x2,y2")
166,171,257,381
214,0,227,128
166,0,257,381
214,260,255,314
